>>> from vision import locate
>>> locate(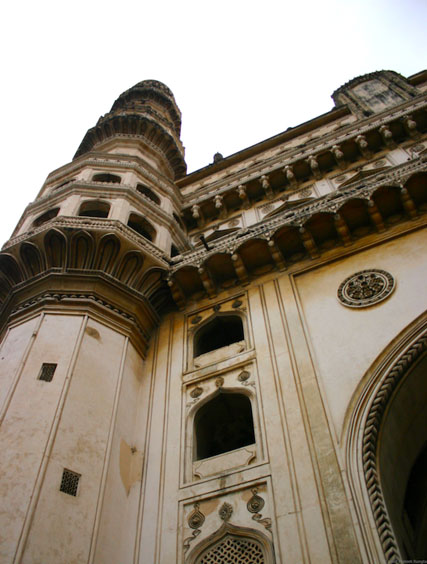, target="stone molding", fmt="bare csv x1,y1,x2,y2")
74,115,186,179
182,97,426,208
361,328,427,563
15,185,188,249
3,217,169,262
44,155,182,206
171,161,426,272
